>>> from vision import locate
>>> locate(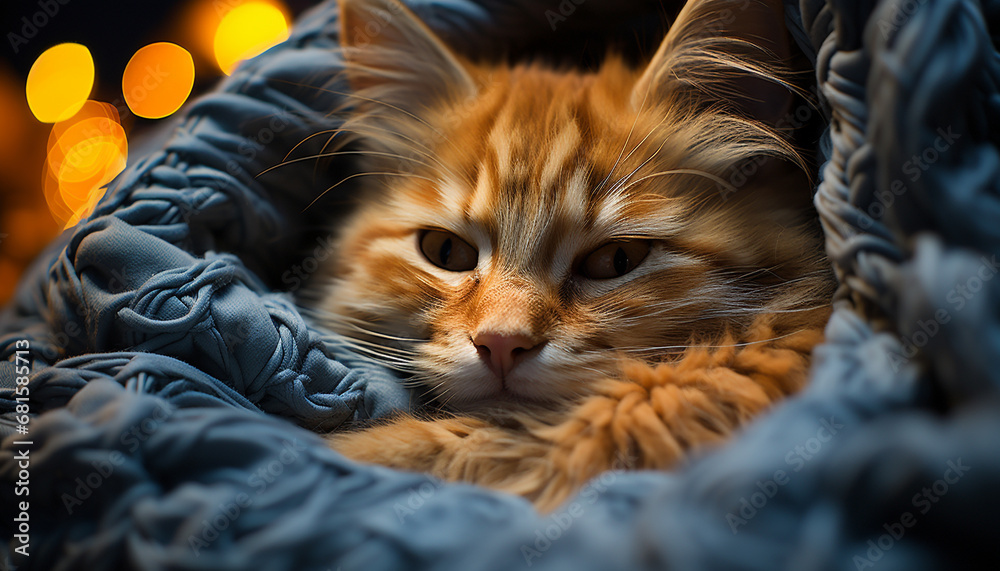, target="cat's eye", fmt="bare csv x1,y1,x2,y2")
419,230,478,272
580,240,651,280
